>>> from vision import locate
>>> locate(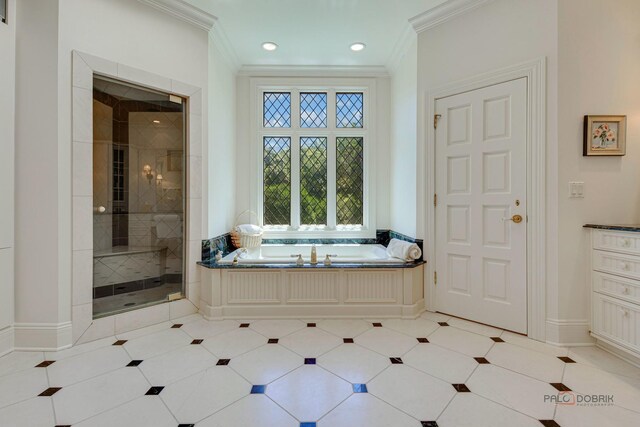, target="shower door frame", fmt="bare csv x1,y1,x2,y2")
71,51,203,345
